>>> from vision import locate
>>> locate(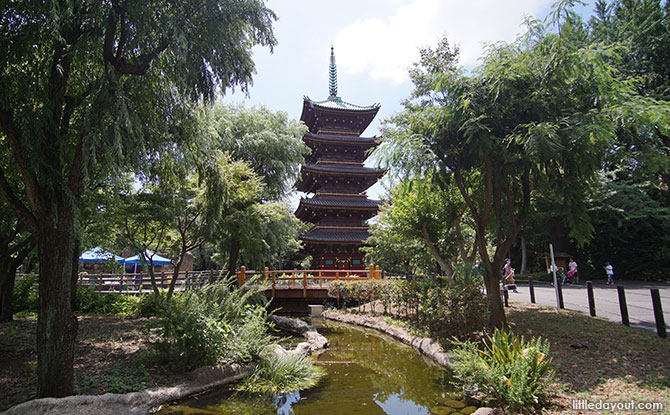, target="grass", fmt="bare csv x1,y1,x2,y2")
238,354,324,394
506,301,669,413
